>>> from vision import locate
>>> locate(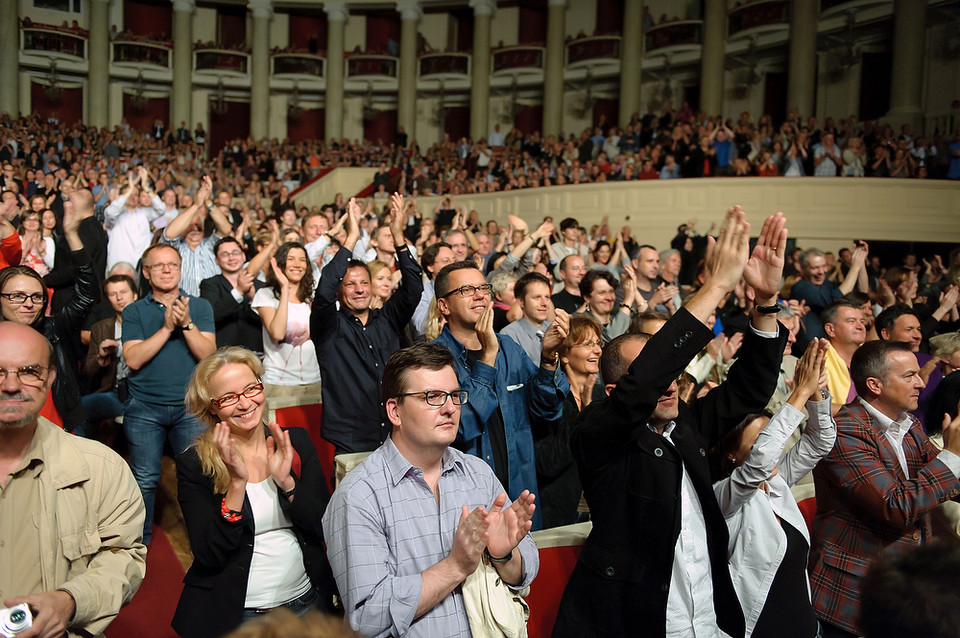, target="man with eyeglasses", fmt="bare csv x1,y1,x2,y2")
312,194,423,454
324,342,539,637
433,260,568,531
121,243,216,544
199,236,265,353
0,321,146,638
